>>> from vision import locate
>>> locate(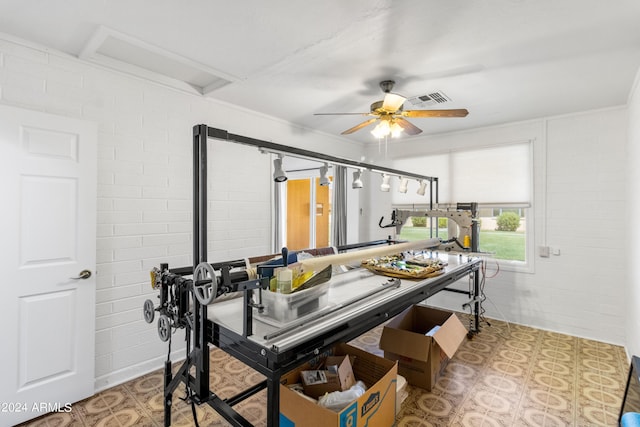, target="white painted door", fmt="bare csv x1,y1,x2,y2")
0,105,97,426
